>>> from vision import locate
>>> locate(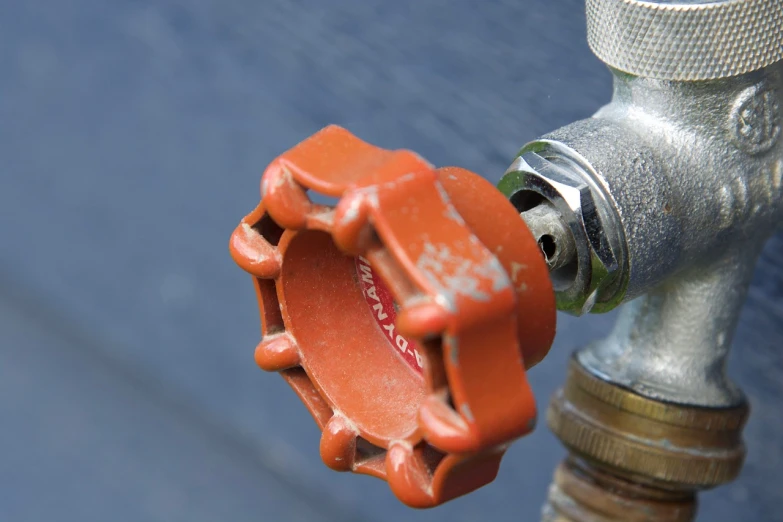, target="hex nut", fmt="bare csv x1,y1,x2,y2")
499,149,624,315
